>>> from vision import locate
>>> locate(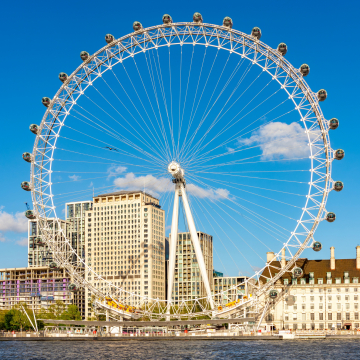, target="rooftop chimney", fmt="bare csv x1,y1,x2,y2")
330,246,335,270
267,251,275,263
356,246,360,270
281,248,286,268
